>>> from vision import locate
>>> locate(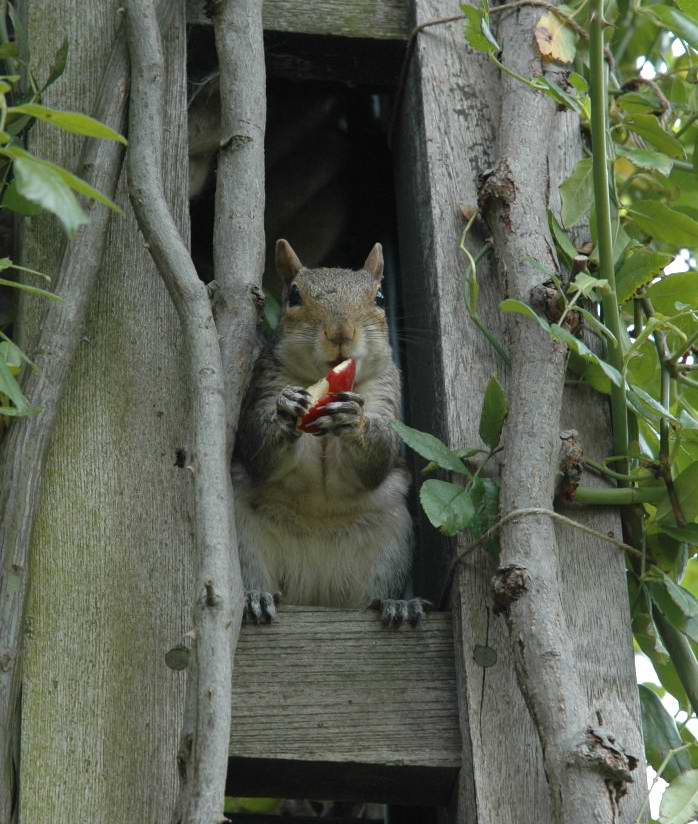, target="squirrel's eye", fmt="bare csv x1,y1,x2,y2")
375,288,385,308
288,283,302,307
